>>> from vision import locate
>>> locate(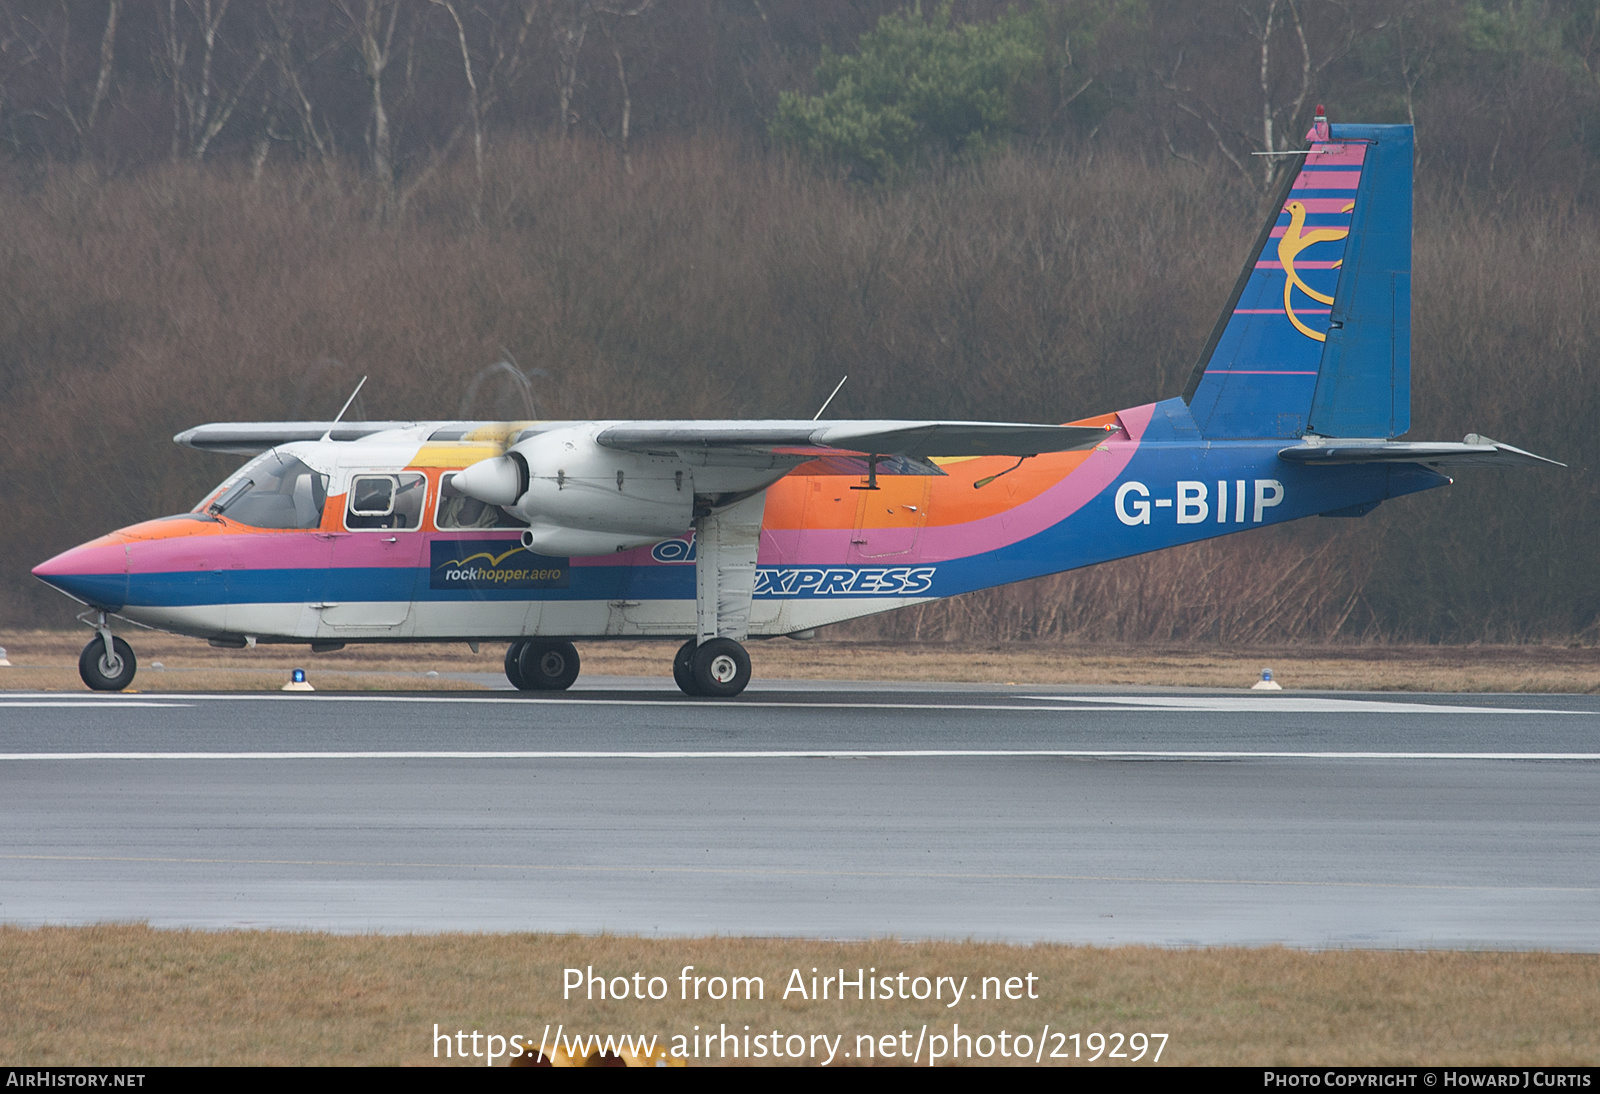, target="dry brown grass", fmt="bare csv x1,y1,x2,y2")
0,630,490,692
1,926,1596,1066
4,629,1600,693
